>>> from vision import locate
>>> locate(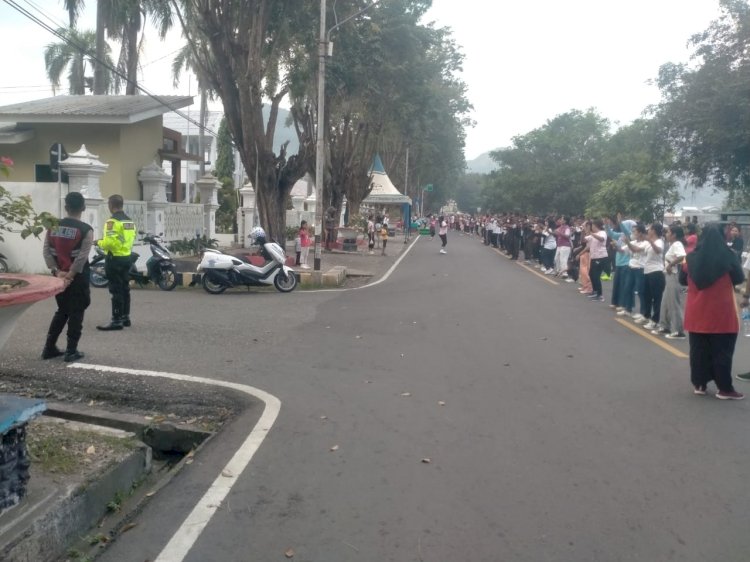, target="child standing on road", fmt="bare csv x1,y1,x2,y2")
299,220,311,268
380,223,389,256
